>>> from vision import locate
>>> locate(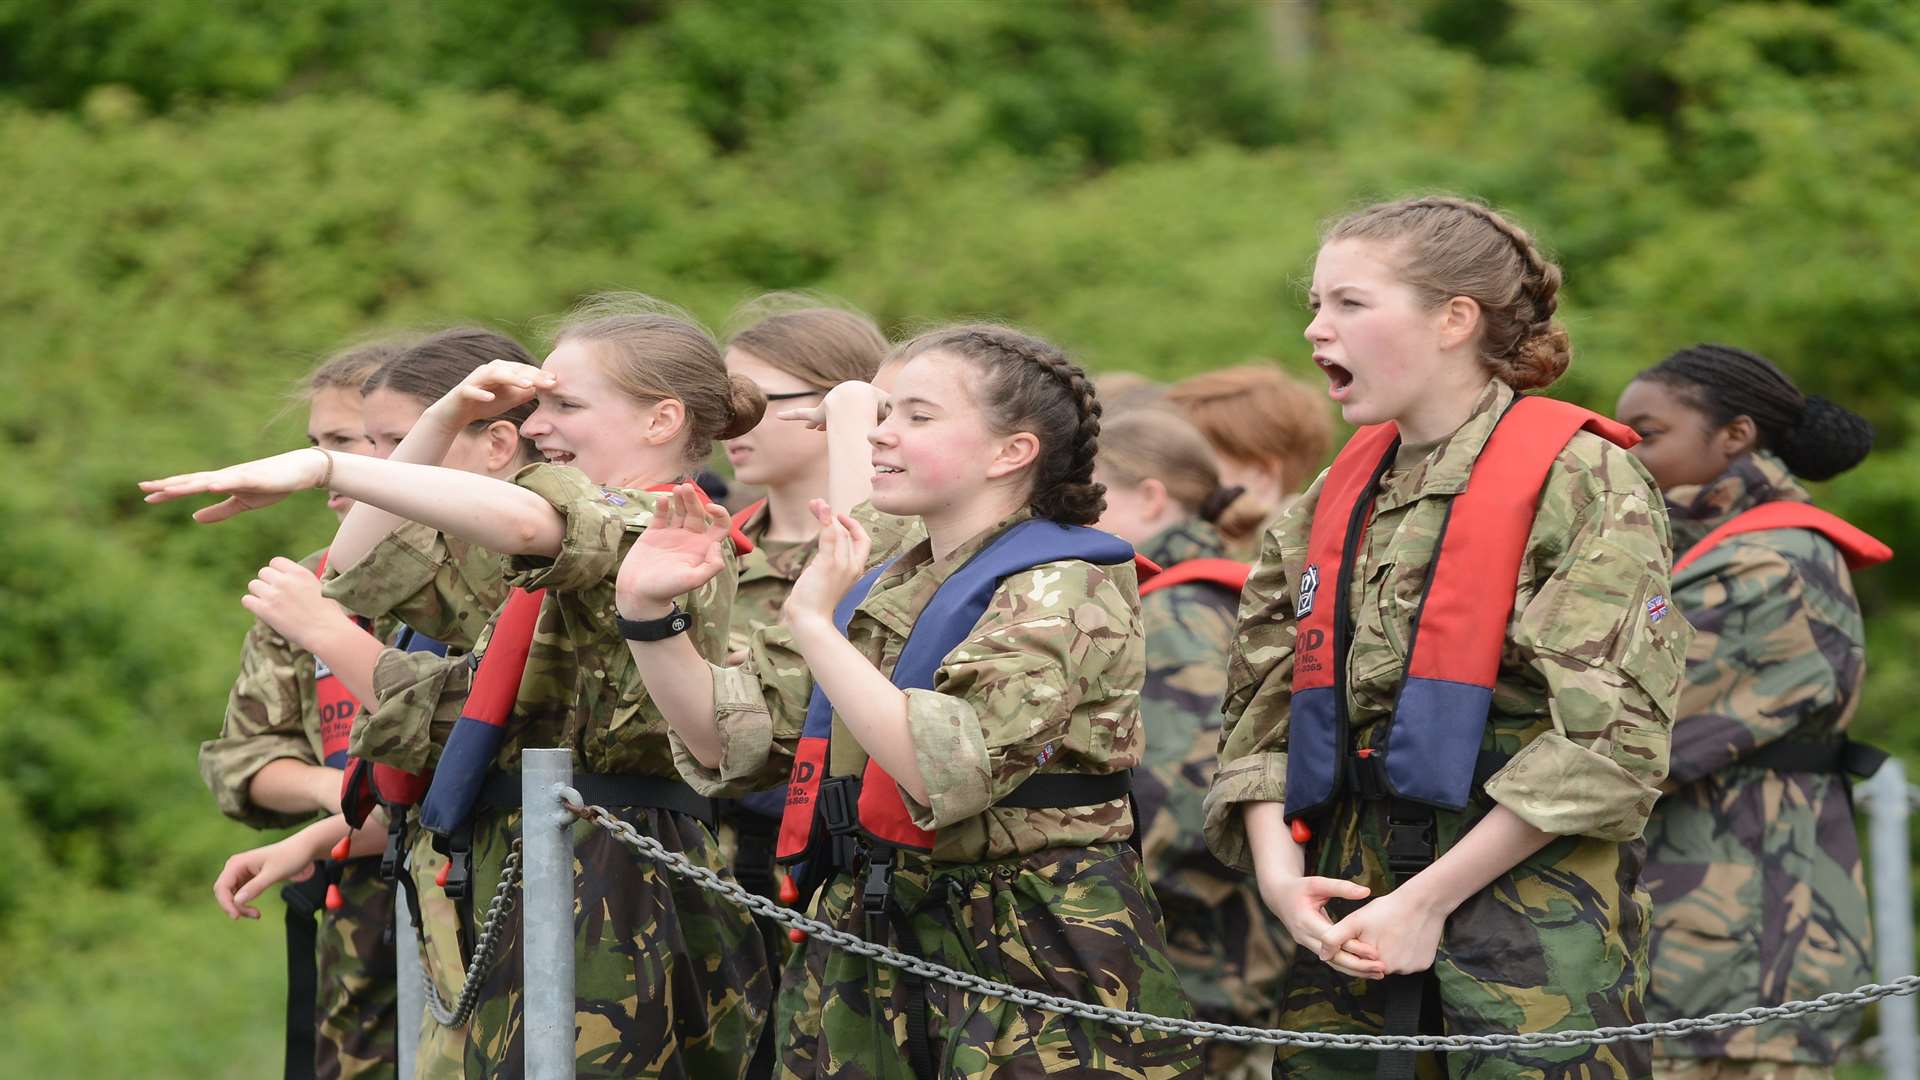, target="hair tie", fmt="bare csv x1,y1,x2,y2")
1199,484,1246,523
